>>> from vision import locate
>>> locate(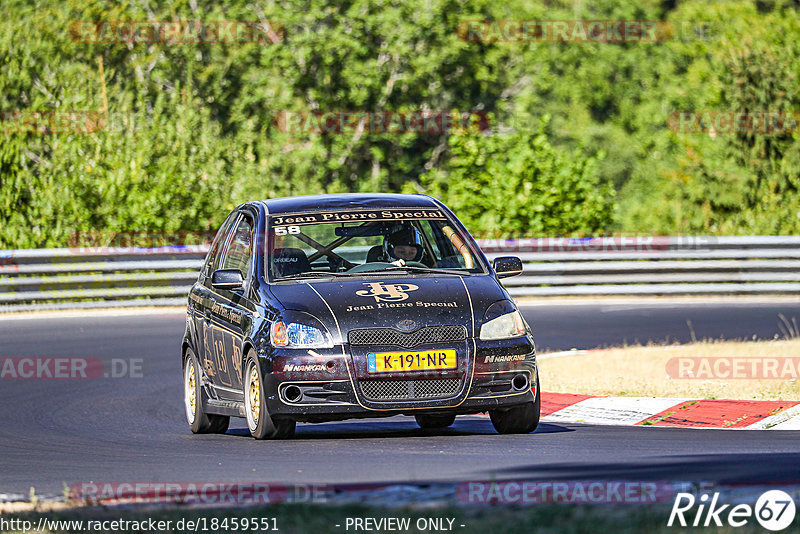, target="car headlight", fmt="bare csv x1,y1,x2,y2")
480,310,526,340
271,321,333,348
